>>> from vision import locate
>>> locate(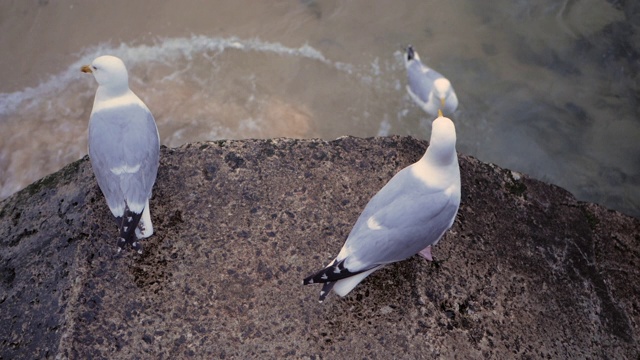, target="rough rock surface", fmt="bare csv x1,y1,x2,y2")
0,136,638,359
